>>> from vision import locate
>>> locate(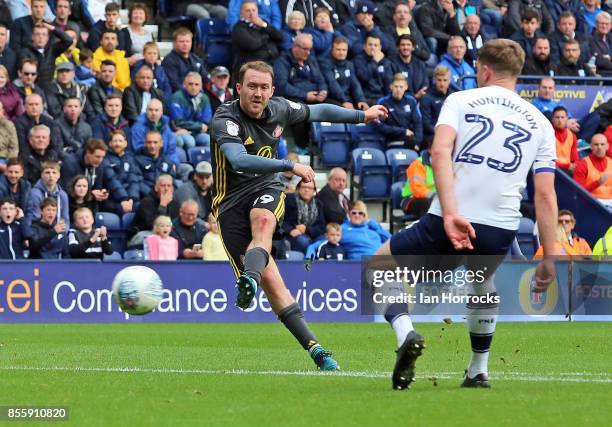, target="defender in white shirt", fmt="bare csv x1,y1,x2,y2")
374,40,559,391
